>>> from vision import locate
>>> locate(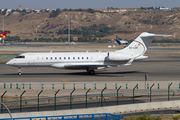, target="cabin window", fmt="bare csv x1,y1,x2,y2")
37,57,39,60
82,57,84,59
55,57,57,60
42,57,43,60
91,57,93,59
59,57,61,60
87,57,88,59
64,57,66,60
15,56,25,58
73,57,75,59
68,57,70,60
78,57,80,59
46,57,48,60
51,57,53,60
